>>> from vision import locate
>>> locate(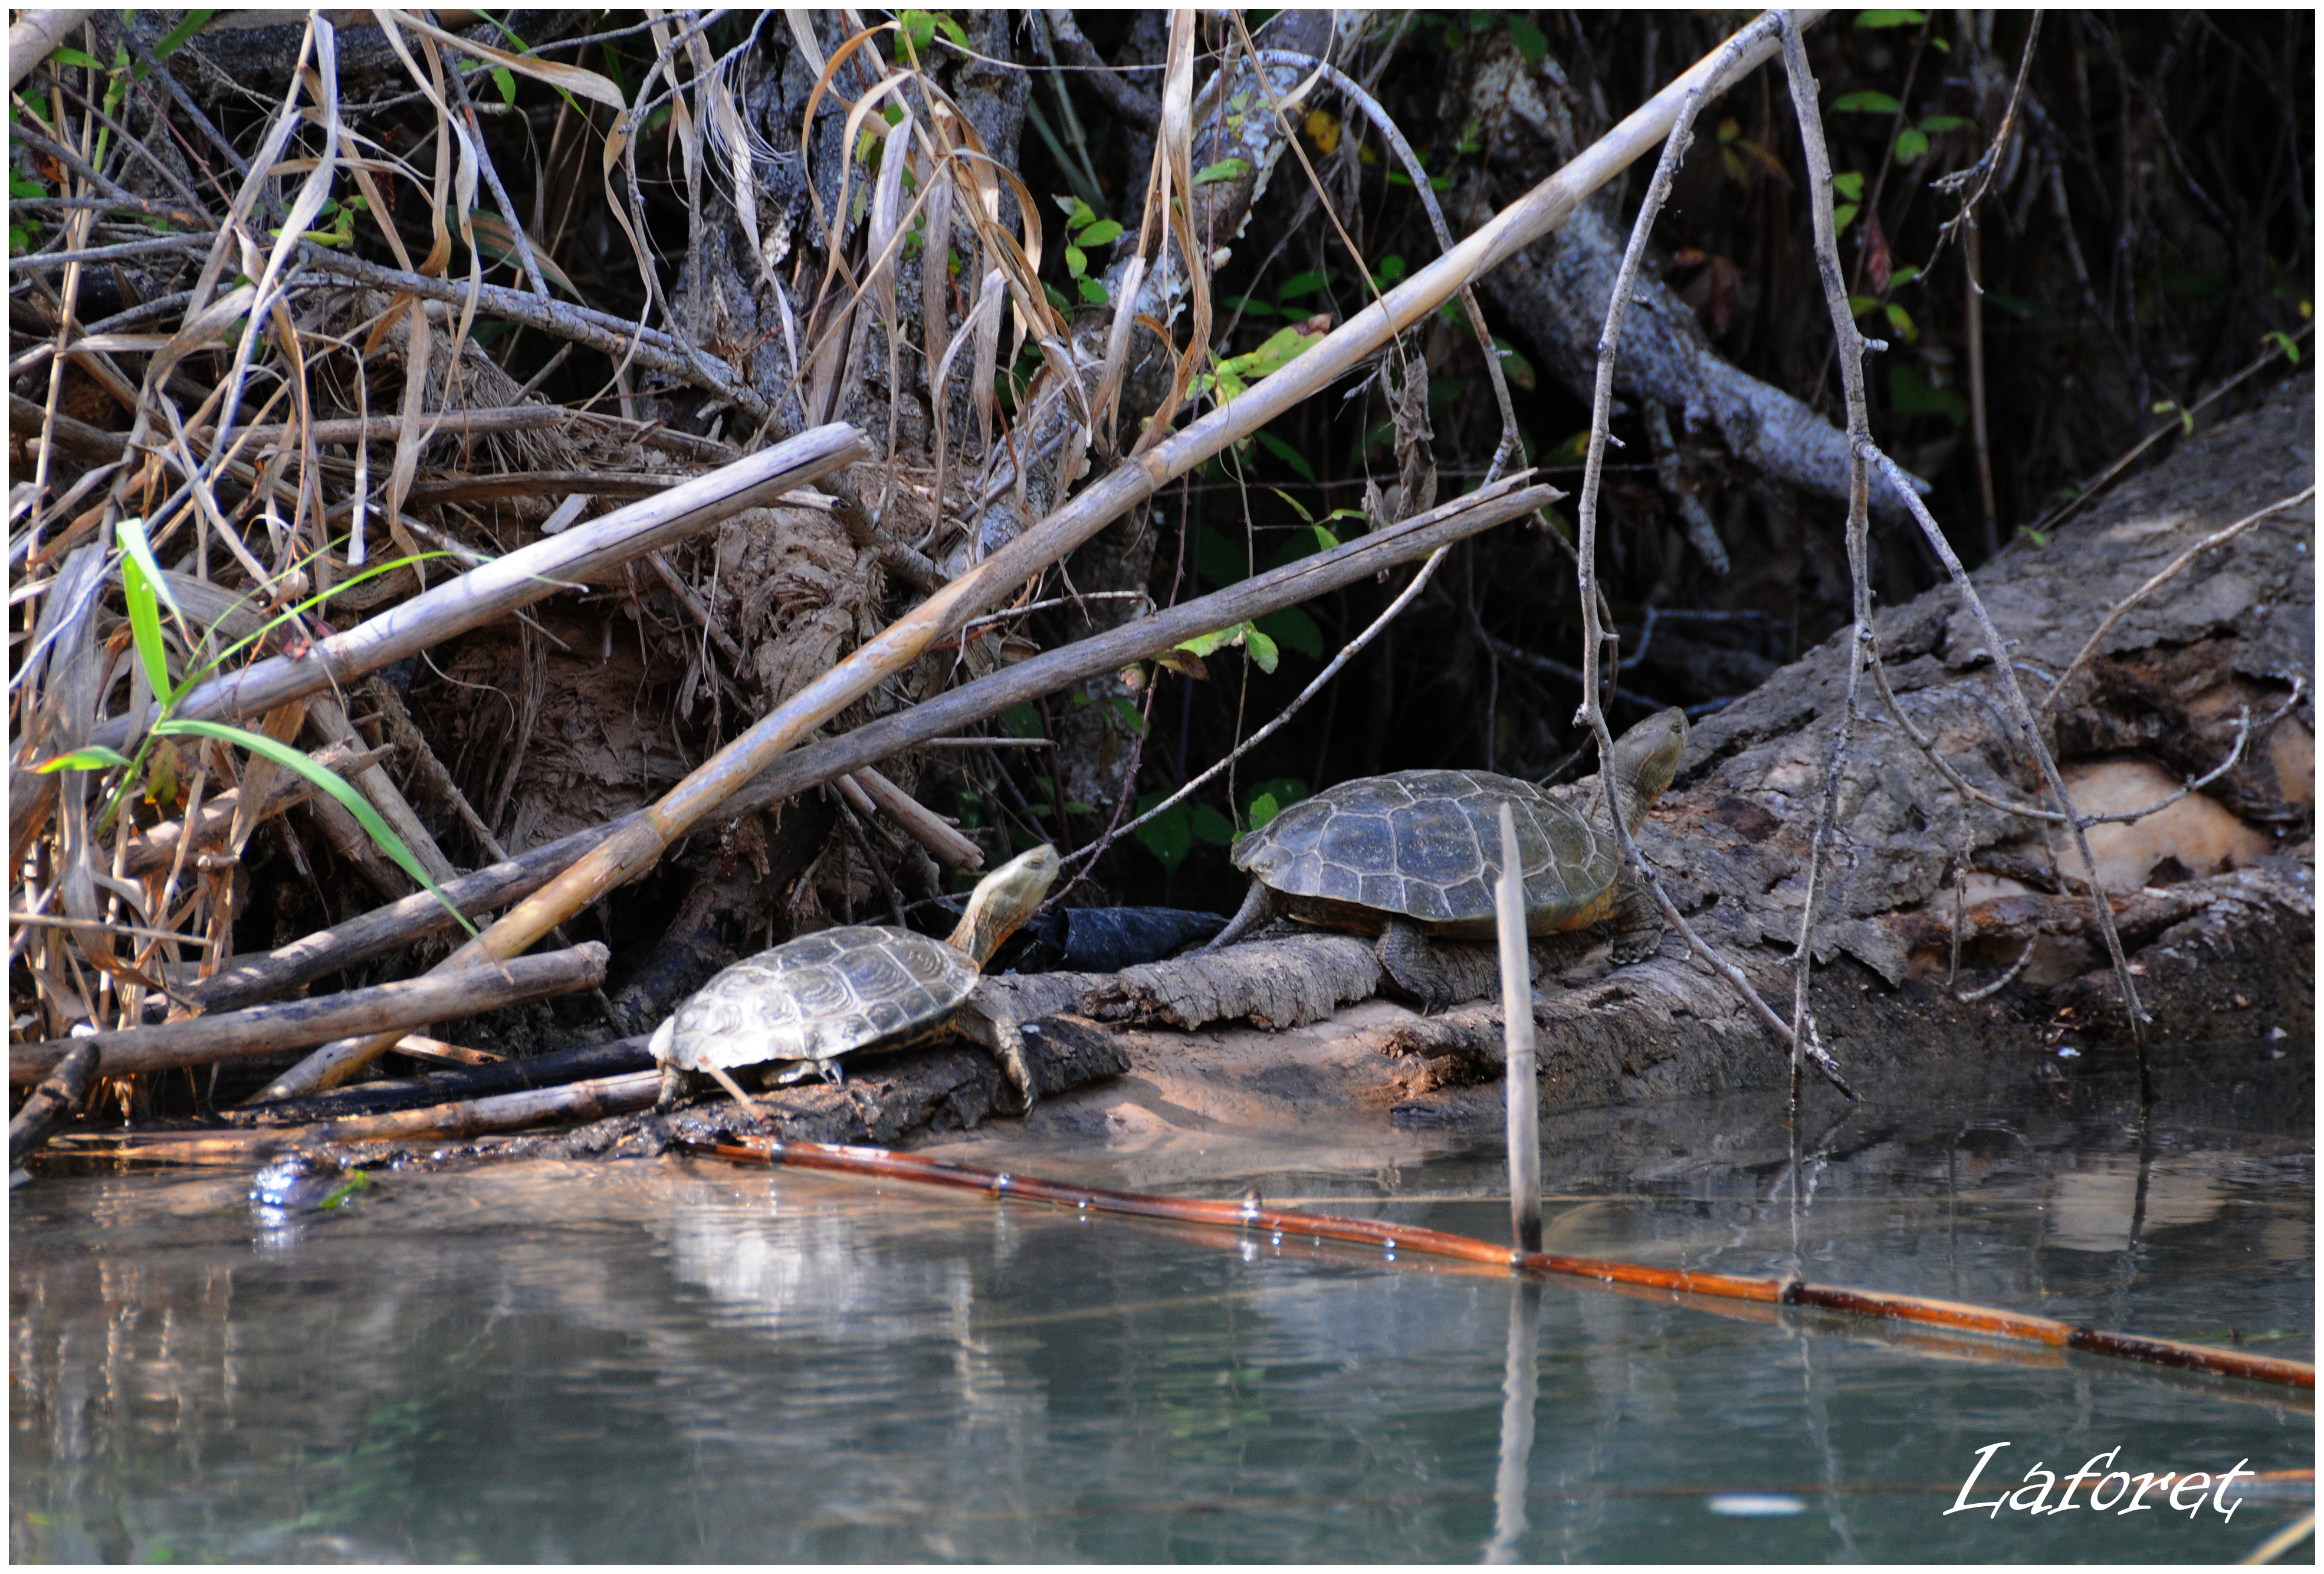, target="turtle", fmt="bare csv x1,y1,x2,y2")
649,843,1060,1113
1205,708,1689,1011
